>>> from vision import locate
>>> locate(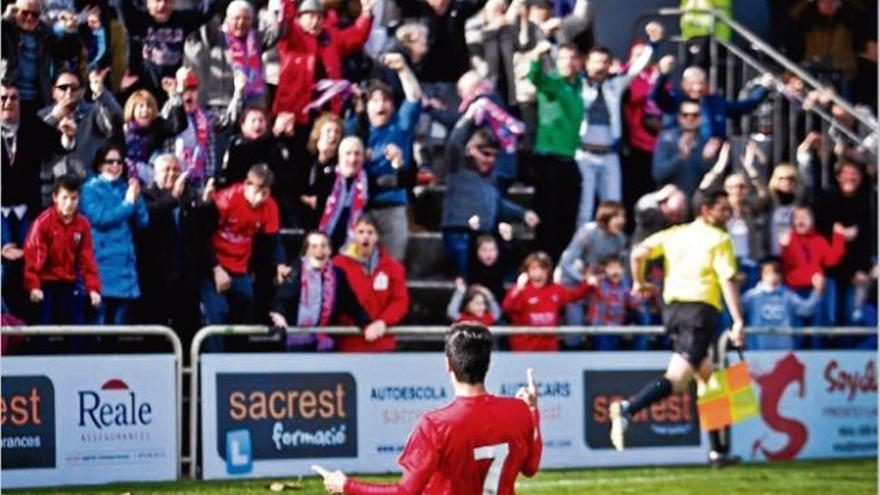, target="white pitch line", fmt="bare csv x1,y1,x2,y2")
516,473,715,490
